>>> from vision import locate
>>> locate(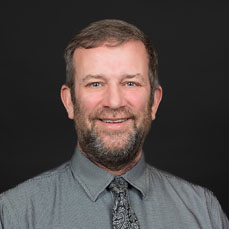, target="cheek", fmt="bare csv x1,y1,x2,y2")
125,90,150,110
76,90,102,114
